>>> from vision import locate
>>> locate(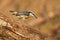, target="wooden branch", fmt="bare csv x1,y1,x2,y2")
0,10,44,40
